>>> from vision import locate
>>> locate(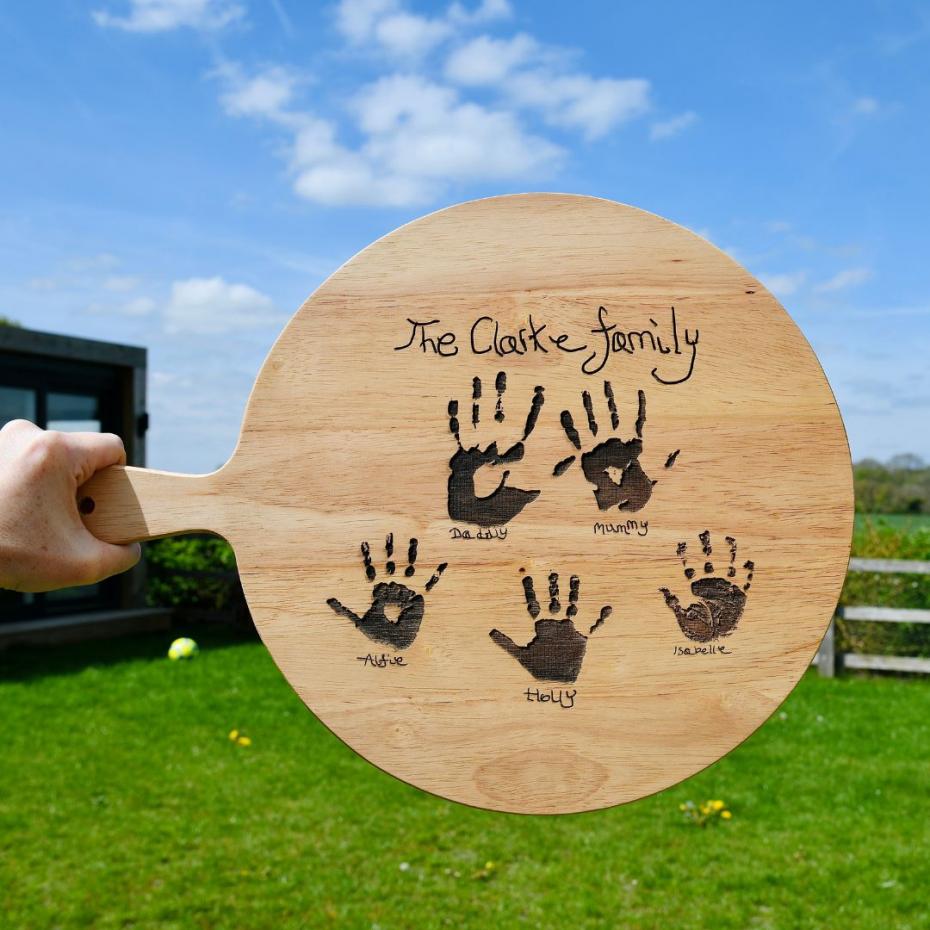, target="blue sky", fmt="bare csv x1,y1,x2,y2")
1,0,928,472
